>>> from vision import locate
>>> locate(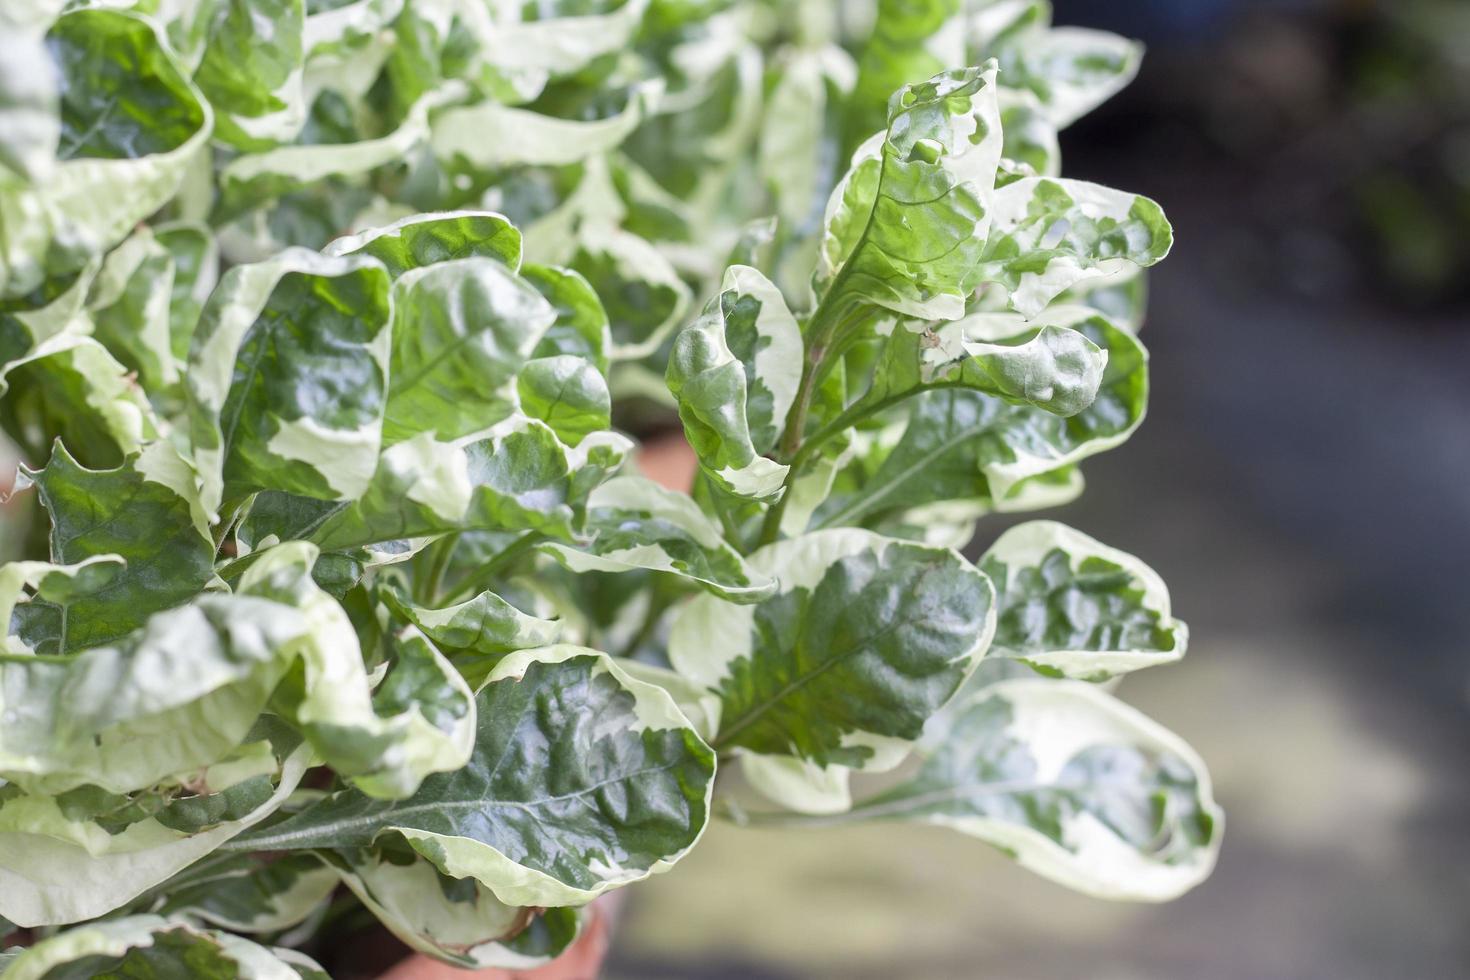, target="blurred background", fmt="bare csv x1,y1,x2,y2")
604,0,1470,977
